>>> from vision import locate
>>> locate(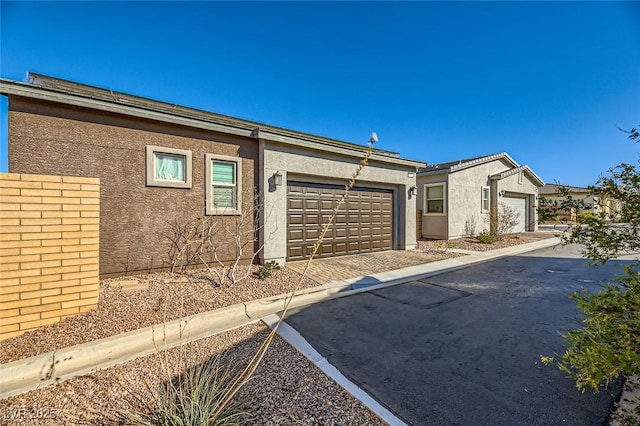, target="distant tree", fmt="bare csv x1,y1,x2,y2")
541,126,639,397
